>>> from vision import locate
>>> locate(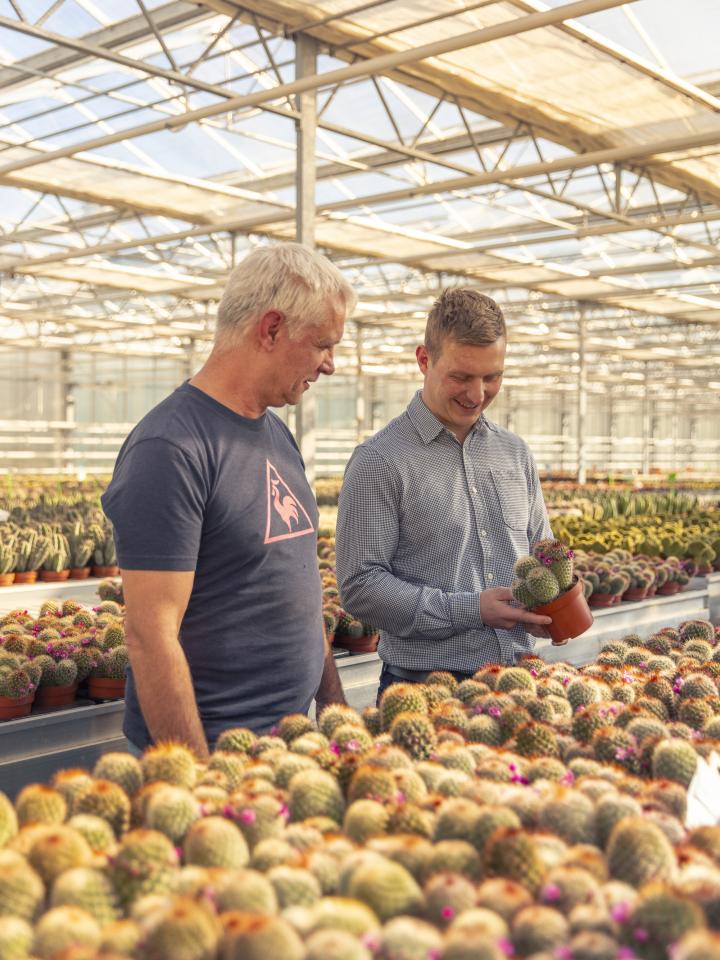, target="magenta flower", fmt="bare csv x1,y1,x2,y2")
616,948,636,960
239,808,256,824
554,947,573,960
497,938,515,957
542,883,562,902
633,929,649,943
488,706,501,718
328,740,341,756
610,902,632,924
441,906,455,920
346,739,361,752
